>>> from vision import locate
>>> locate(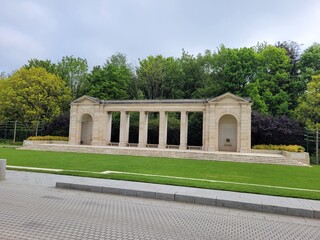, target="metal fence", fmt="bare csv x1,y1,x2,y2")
0,121,45,143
